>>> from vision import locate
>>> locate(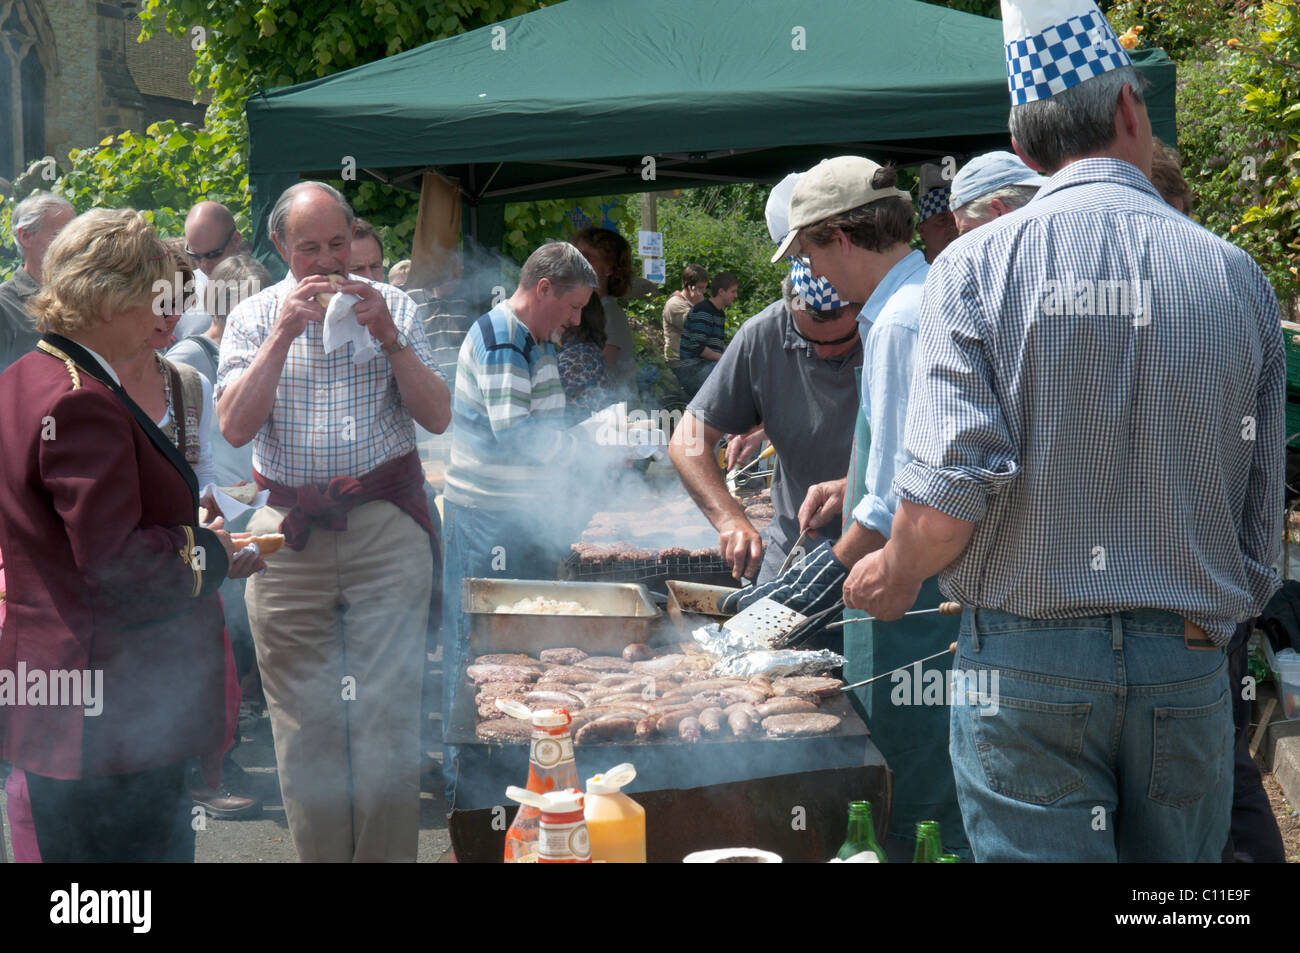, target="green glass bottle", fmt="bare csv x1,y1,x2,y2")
836,801,887,862
912,821,941,863
936,853,962,863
